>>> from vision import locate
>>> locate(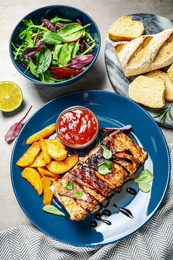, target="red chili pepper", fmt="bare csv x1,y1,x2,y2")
49,67,84,79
